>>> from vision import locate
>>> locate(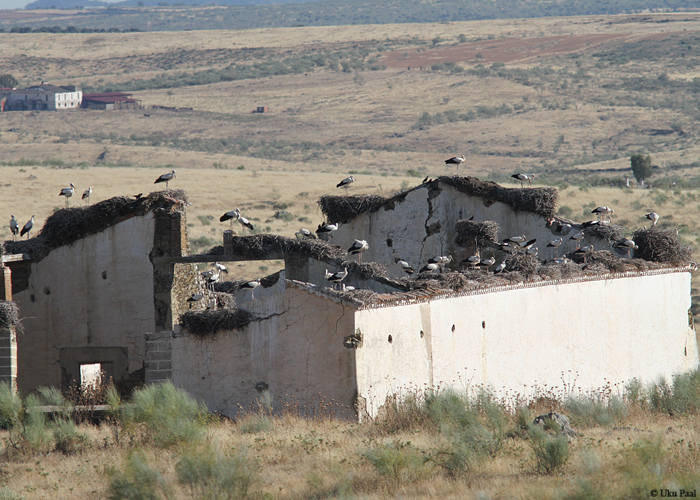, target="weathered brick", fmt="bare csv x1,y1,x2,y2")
147,351,171,361
157,360,172,370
